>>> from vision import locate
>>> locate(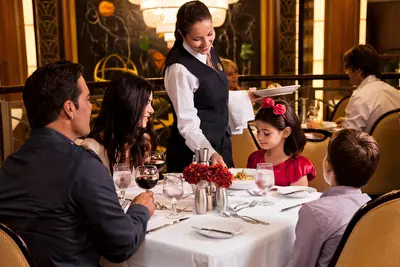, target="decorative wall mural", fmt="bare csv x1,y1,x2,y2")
34,0,61,66
74,0,260,80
